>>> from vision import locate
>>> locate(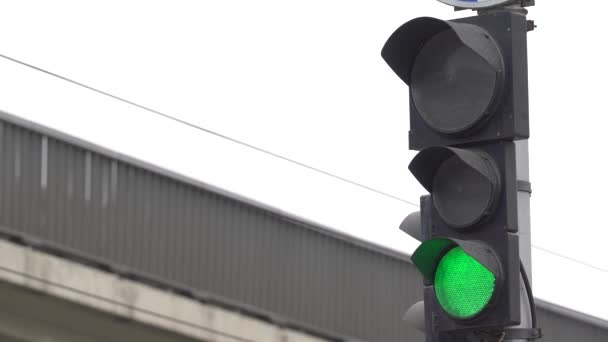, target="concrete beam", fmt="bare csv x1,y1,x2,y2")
0,239,329,342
